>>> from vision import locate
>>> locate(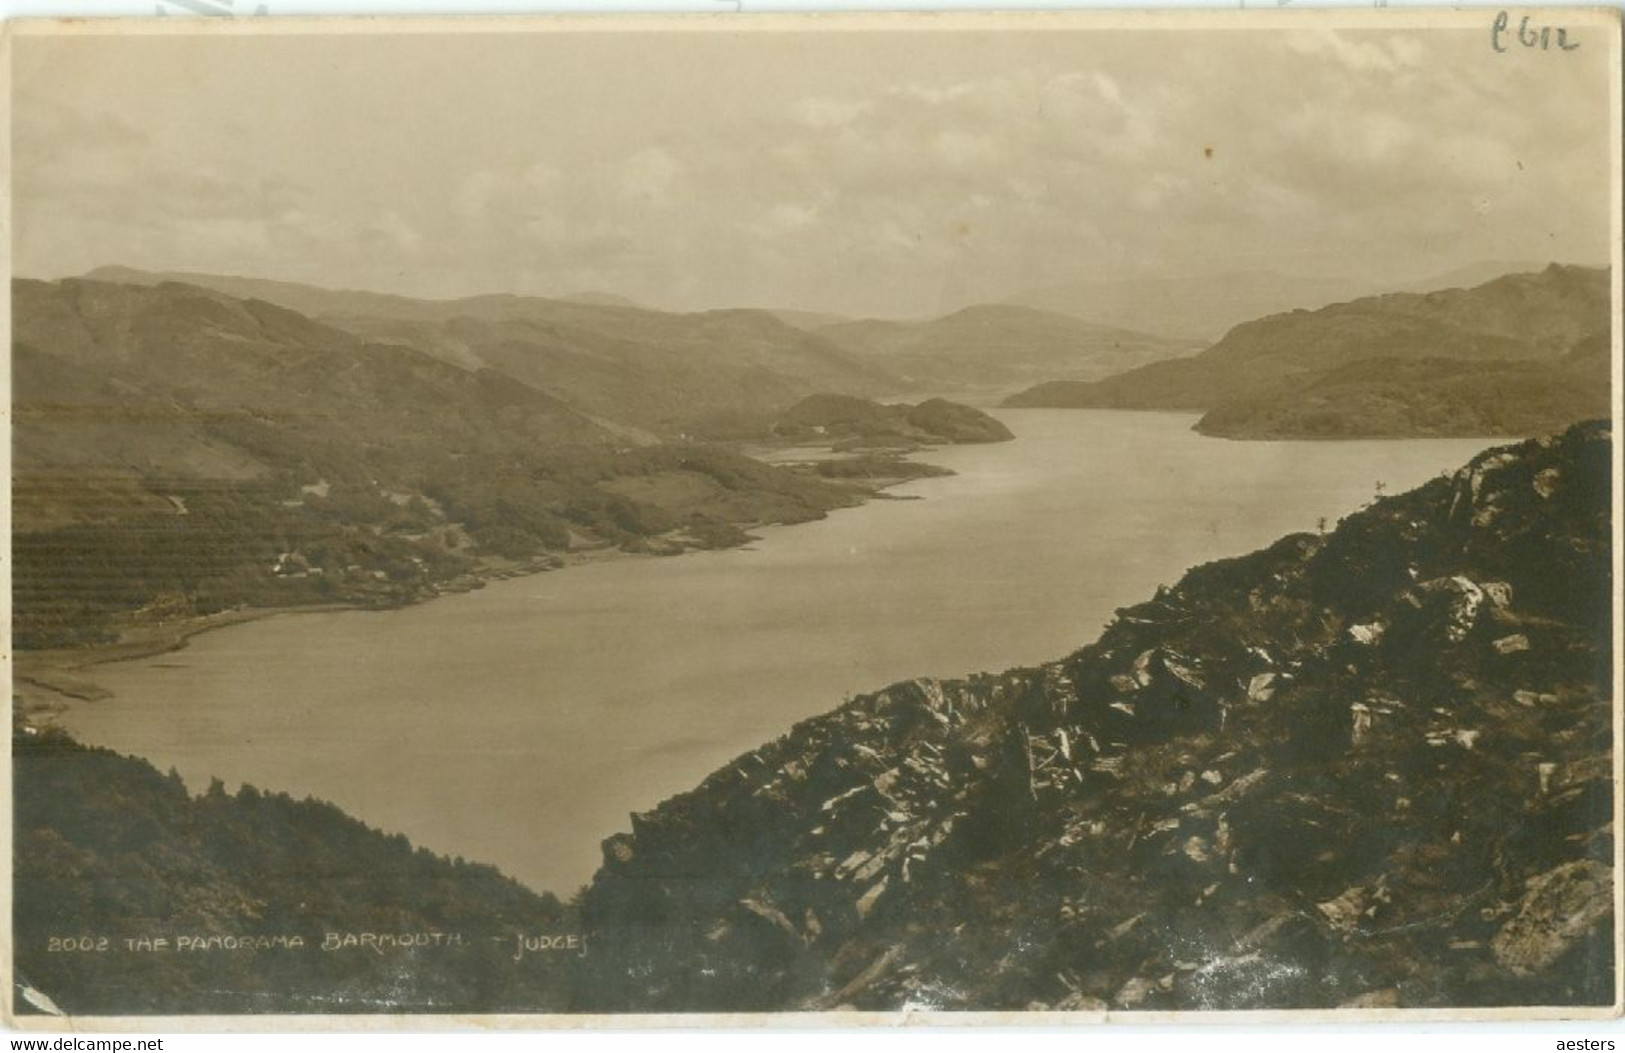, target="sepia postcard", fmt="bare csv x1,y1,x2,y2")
2,8,1622,1029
